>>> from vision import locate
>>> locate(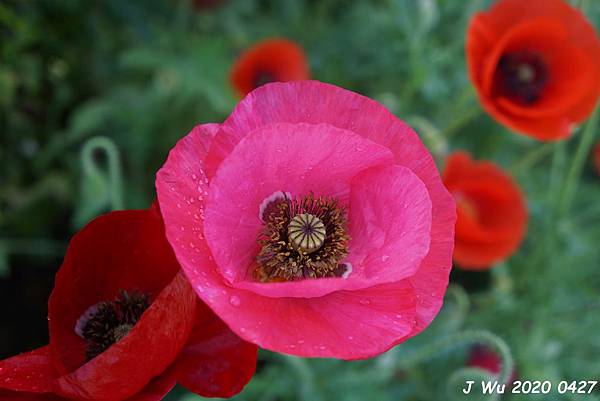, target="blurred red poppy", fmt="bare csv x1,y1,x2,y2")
443,151,527,270
466,0,600,140
0,208,257,401
230,38,310,96
593,142,600,176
